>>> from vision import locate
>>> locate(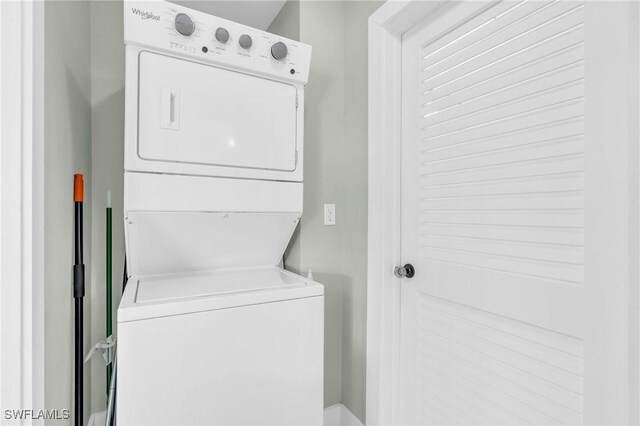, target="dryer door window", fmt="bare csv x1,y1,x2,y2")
137,51,297,172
